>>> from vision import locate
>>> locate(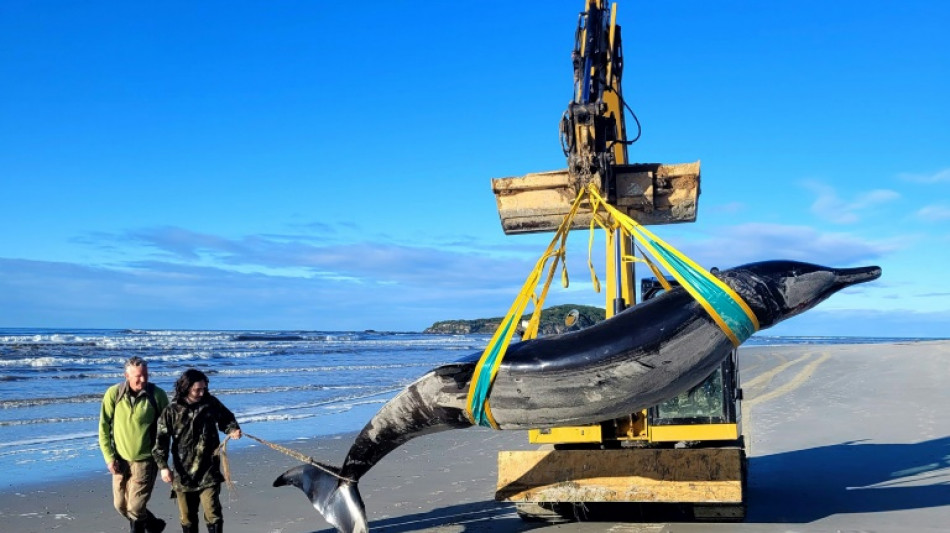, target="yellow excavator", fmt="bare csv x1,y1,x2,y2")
490,0,746,521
